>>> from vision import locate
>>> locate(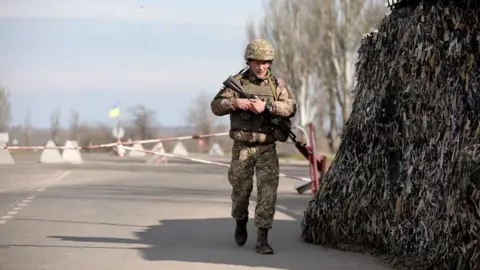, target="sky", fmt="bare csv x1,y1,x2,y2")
0,0,266,128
